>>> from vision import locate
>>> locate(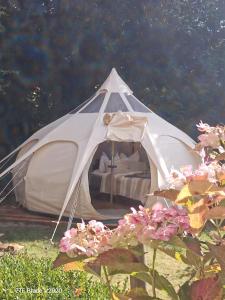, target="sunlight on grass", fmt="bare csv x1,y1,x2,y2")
1,224,194,299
